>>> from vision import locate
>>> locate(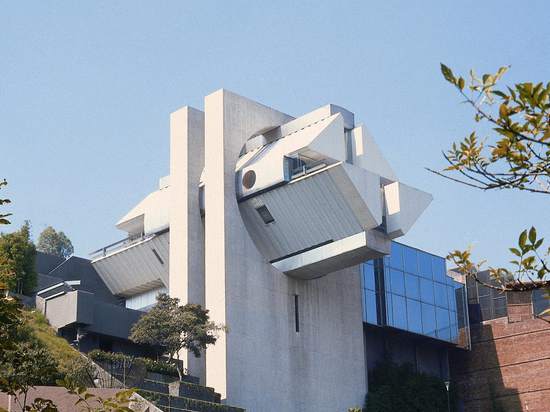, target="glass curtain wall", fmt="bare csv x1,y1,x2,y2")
361,242,469,346
466,271,507,323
